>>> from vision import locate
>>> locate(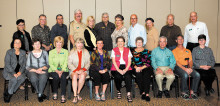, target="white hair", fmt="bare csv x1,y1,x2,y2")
159,36,167,42
102,12,109,17
74,9,82,14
